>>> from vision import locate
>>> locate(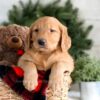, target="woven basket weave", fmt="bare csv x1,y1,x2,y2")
0,79,23,100
0,73,71,100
